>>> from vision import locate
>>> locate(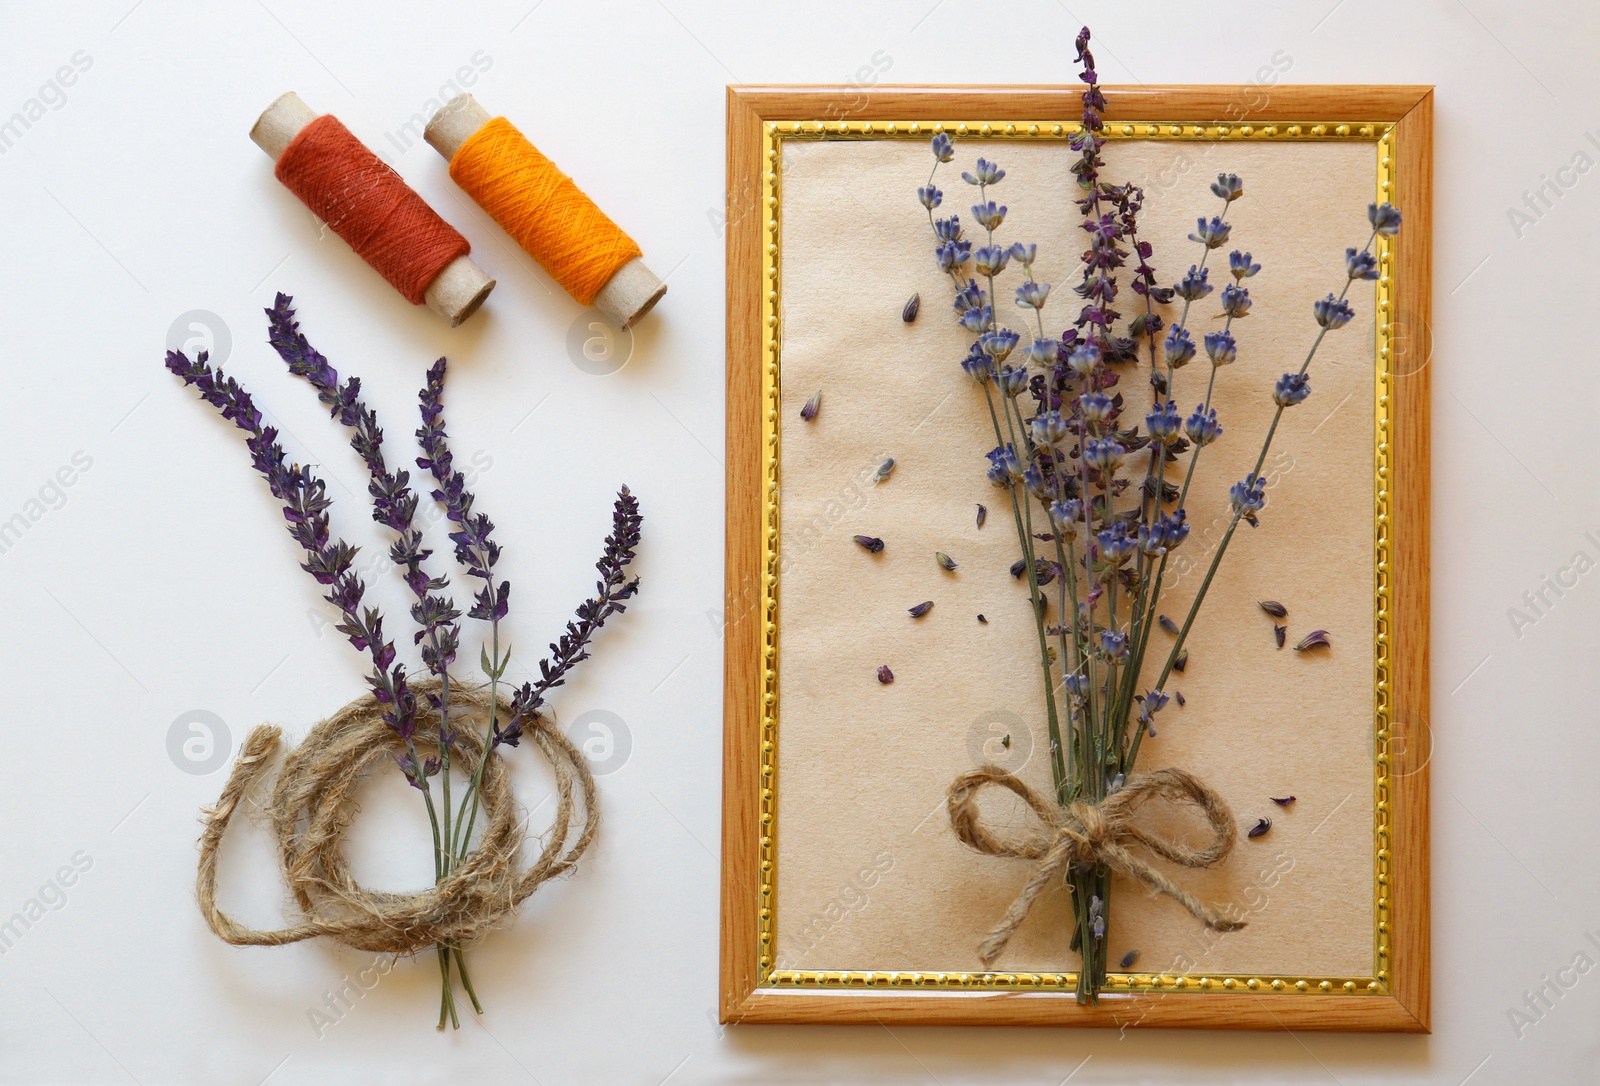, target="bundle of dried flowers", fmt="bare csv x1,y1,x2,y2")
924,29,1398,1001
170,296,641,1028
